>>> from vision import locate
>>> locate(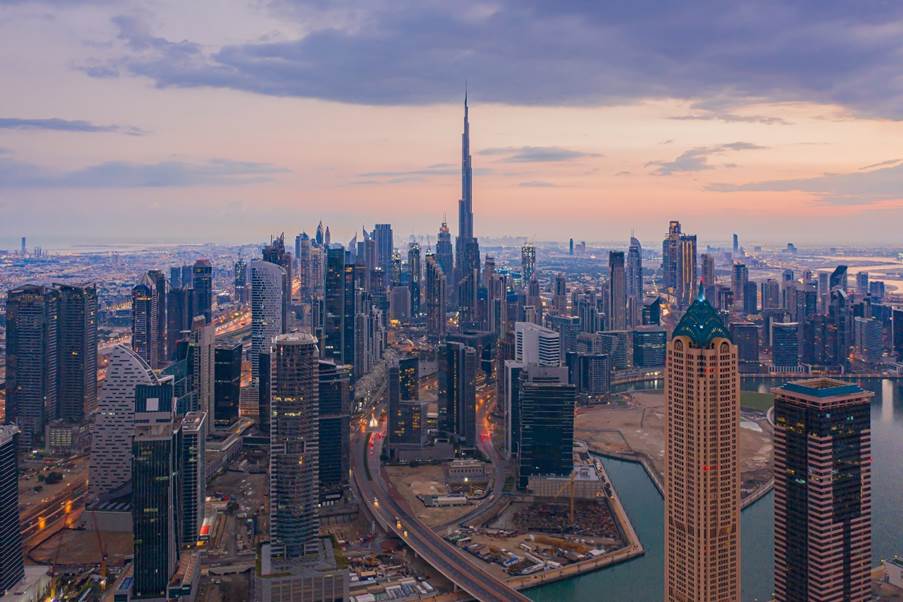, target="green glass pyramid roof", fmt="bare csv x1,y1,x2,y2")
672,286,731,347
